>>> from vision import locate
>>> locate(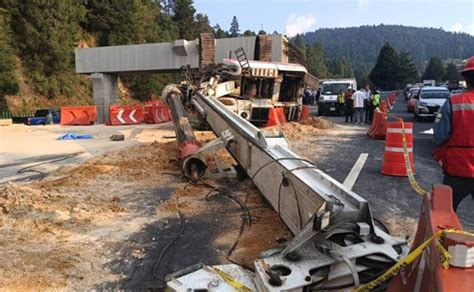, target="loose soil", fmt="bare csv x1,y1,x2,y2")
0,128,293,290
0,117,415,290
